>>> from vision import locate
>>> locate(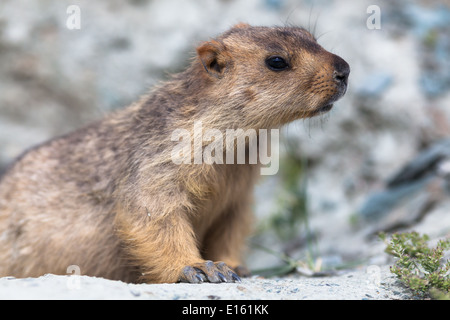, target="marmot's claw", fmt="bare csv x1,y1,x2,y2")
195,274,205,283
231,273,242,282
179,266,203,283
217,272,227,282
179,260,241,283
